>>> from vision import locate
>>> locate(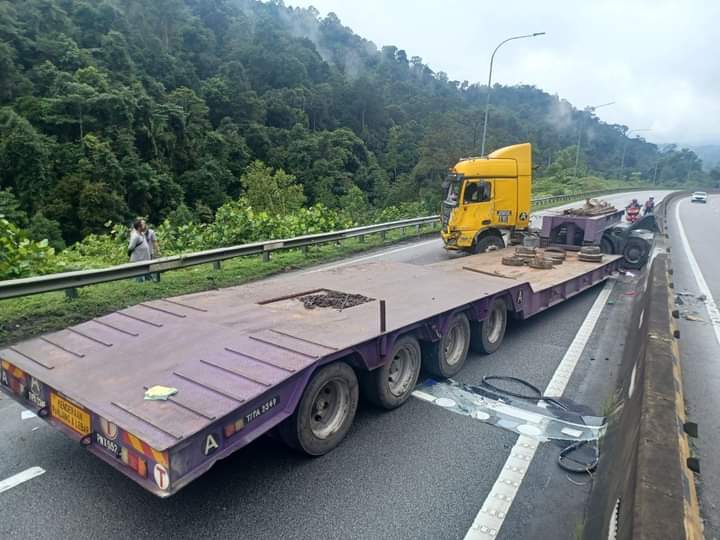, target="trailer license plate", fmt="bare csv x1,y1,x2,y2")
50,393,91,435
94,432,121,457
